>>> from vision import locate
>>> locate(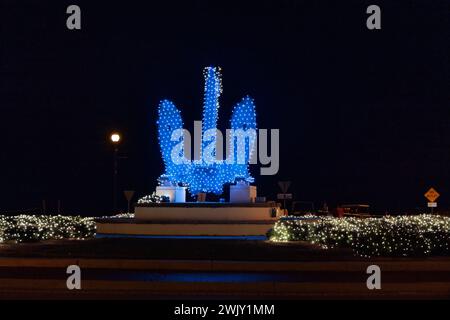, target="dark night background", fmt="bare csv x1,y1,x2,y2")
0,0,449,214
